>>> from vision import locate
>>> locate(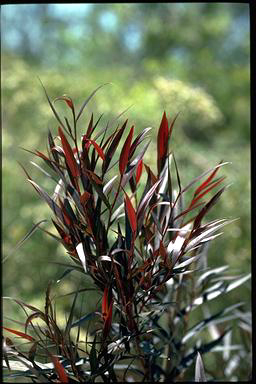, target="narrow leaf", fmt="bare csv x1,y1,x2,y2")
157,111,169,175
125,193,137,234
71,312,97,328
27,180,65,224
38,78,65,128
195,160,224,197
193,186,226,230
54,95,74,110
136,159,143,184
76,243,87,273
129,127,152,160
3,220,47,263
76,83,109,122
3,326,34,342
58,126,80,178
119,125,134,175
83,138,105,160
103,119,128,174
195,352,207,382
51,355,68,383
